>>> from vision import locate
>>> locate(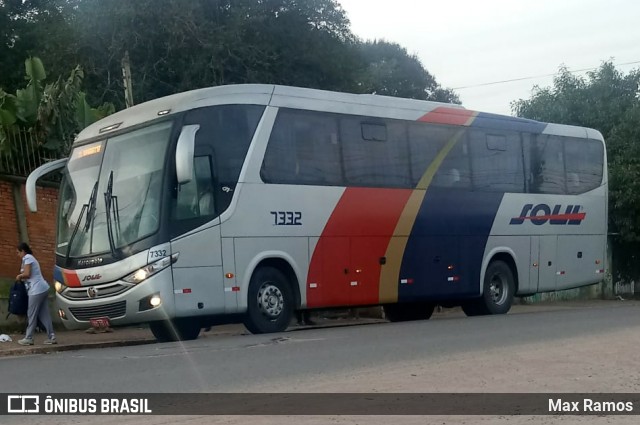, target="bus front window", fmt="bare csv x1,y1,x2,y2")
57,141,104,256
57,121,173,258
